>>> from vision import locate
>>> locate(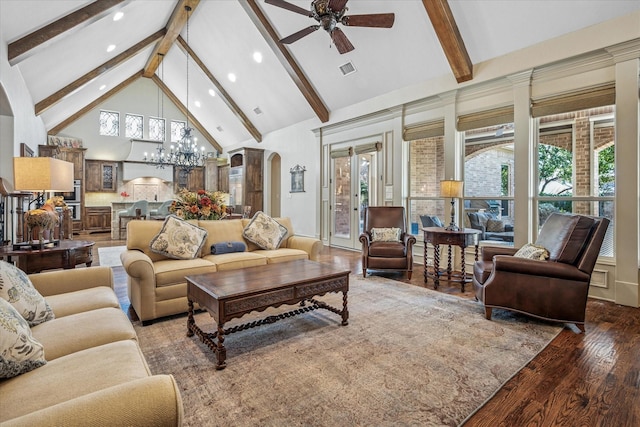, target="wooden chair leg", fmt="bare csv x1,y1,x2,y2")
484,307,492,320
362,268,367,278
407,270,412,280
